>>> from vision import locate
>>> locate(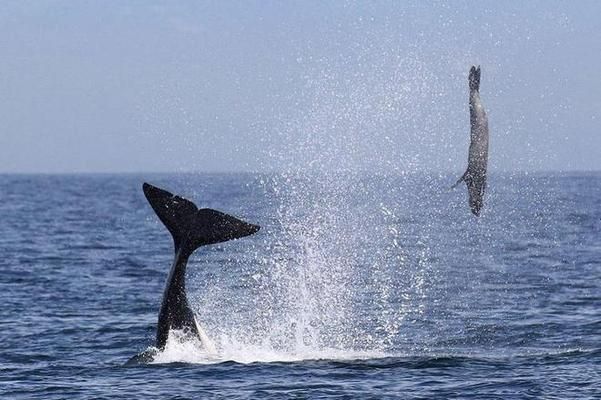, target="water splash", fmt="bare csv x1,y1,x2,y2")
176,50,448,364
176,171,439,365
149,328,389,365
